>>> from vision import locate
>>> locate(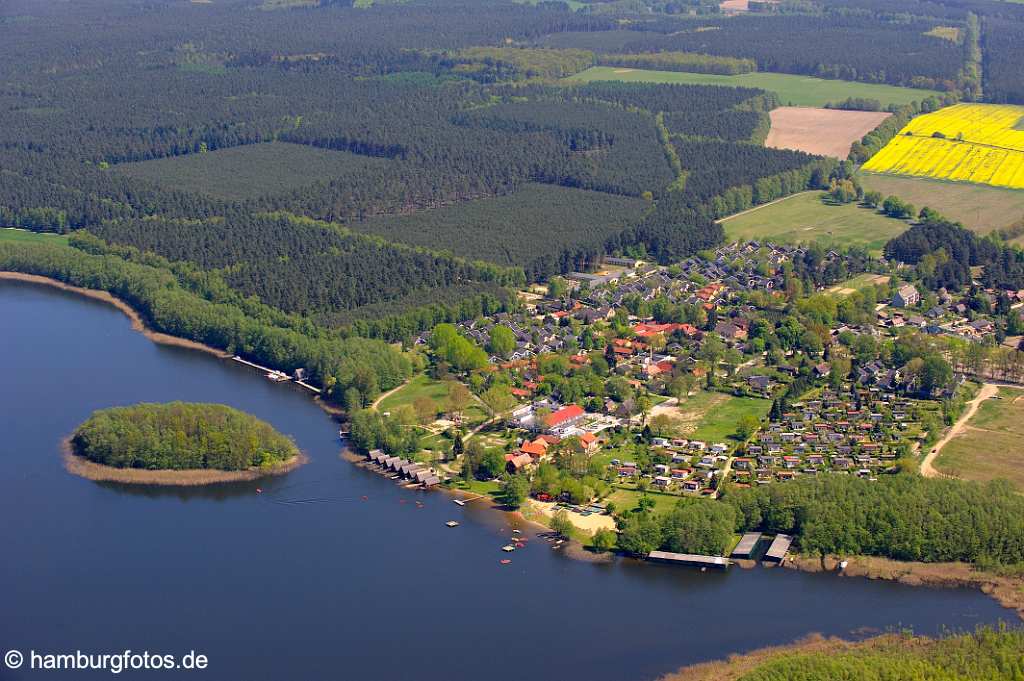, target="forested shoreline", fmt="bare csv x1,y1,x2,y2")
0,238,412,407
